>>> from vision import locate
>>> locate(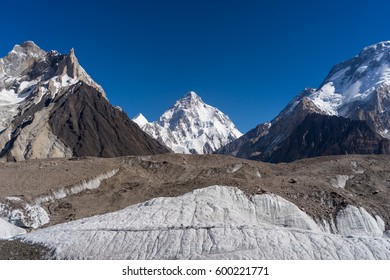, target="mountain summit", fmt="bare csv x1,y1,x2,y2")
217,41,390,162
306,40,390,137
0,41,169,161
134,91,242,154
